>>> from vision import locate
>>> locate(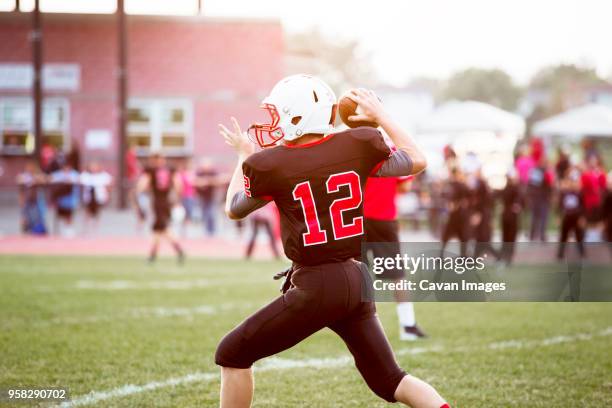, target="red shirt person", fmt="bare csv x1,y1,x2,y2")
581,156,607,221
364,176,411,221
362,175,426,341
